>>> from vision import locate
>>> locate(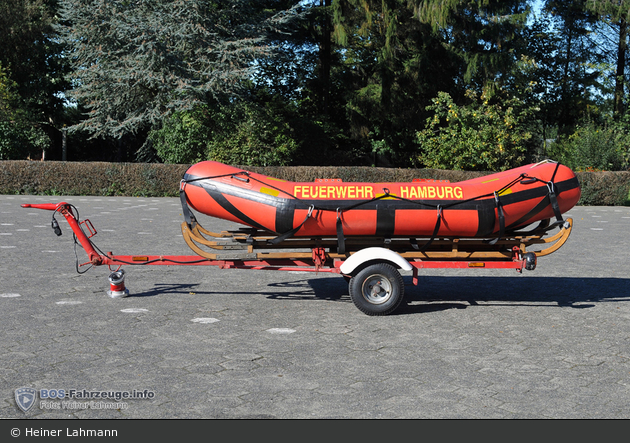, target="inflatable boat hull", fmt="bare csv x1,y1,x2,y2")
181,161,581,240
